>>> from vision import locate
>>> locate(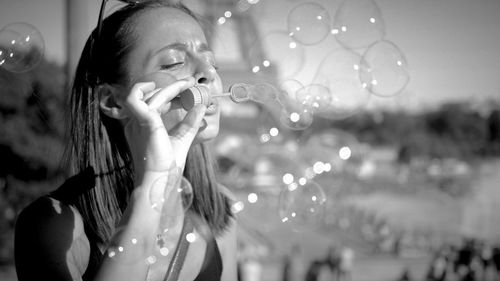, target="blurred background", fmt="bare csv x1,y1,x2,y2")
1,0,500,281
